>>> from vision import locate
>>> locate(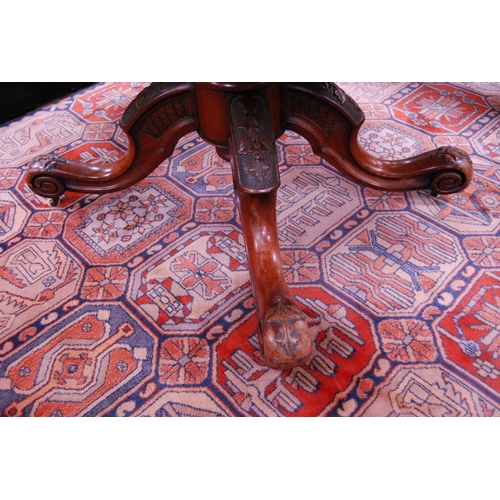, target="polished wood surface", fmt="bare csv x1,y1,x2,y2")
25,83,474,369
